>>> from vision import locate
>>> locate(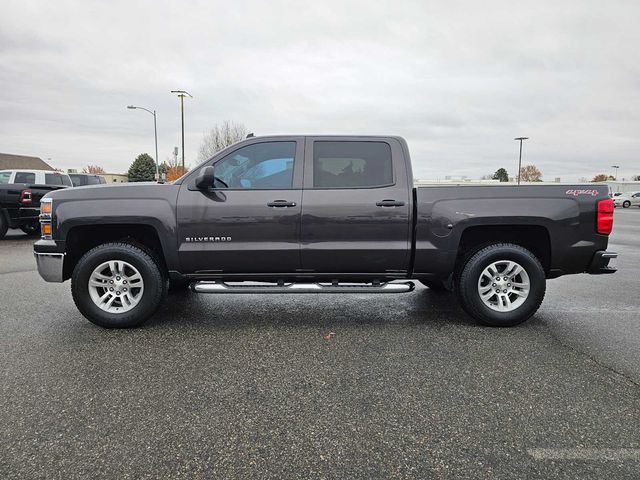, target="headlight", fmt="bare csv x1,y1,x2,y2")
40,198,53,239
